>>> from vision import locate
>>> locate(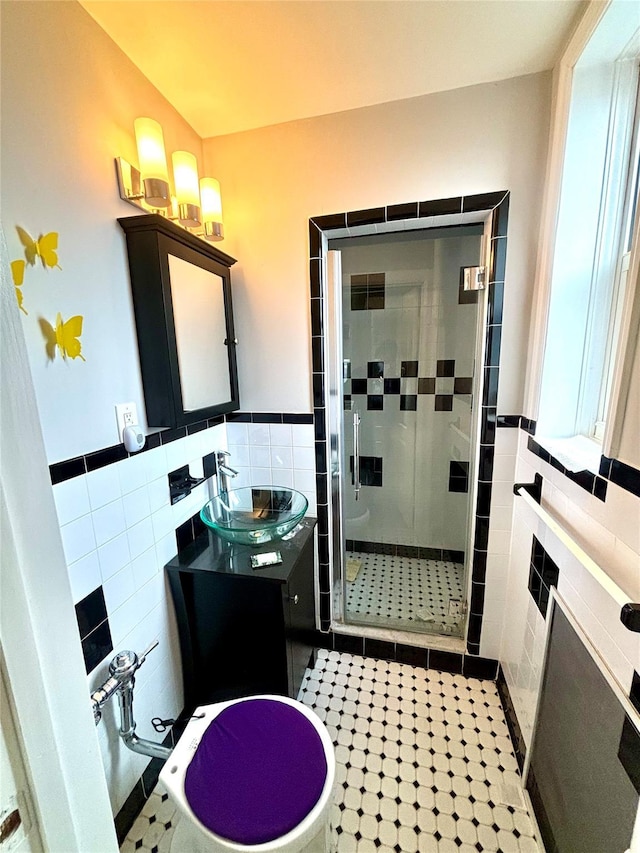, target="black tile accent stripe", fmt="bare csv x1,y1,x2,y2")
527,436,609,502
310,191,510,642
528,535,559,618
345,539,464,563
75,586,112,674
